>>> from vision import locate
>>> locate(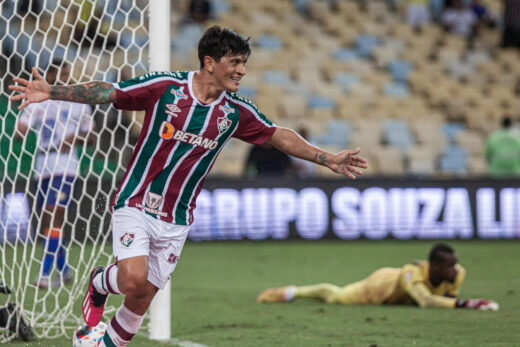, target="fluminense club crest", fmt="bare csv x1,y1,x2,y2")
217,116,232,134
120,232,135,247
217,103,234,134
